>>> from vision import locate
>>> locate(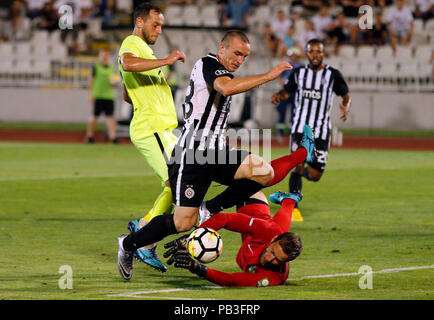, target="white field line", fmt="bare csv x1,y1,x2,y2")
107,286,222,299
107,265,434,299
288,264,434,281
0,172,154,182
